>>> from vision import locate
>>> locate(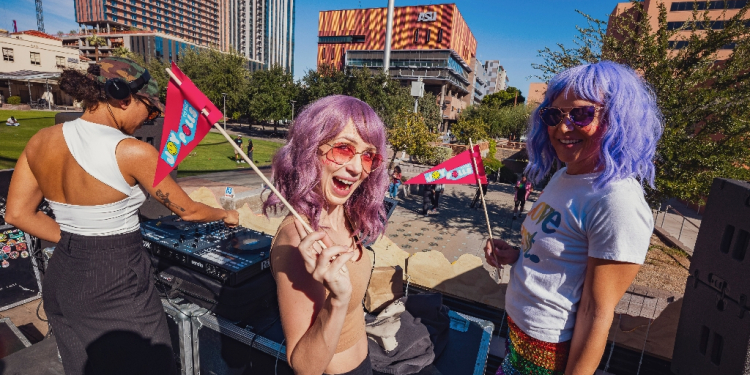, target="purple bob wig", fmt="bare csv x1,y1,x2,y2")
262,95,389,241
525,60,663,189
